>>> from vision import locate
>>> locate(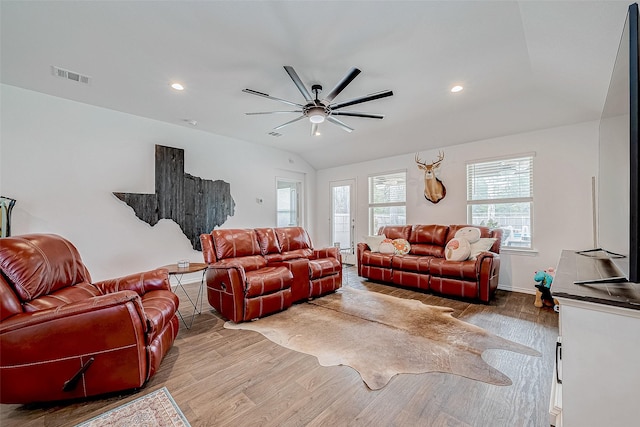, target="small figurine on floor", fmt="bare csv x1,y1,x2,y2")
534,269,559,312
